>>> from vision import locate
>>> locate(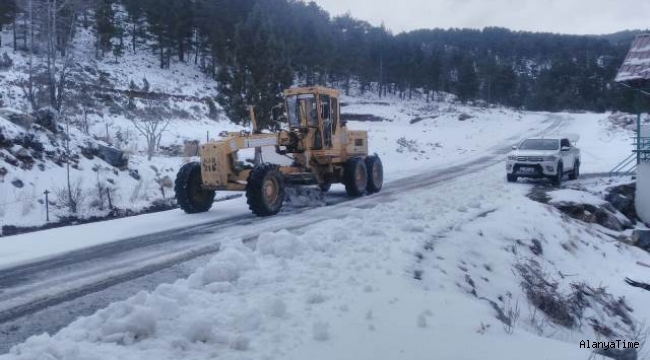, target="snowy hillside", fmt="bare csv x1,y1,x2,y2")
0,12,641,235
1,84,636,235
0,24,245,234
0,67,639,236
